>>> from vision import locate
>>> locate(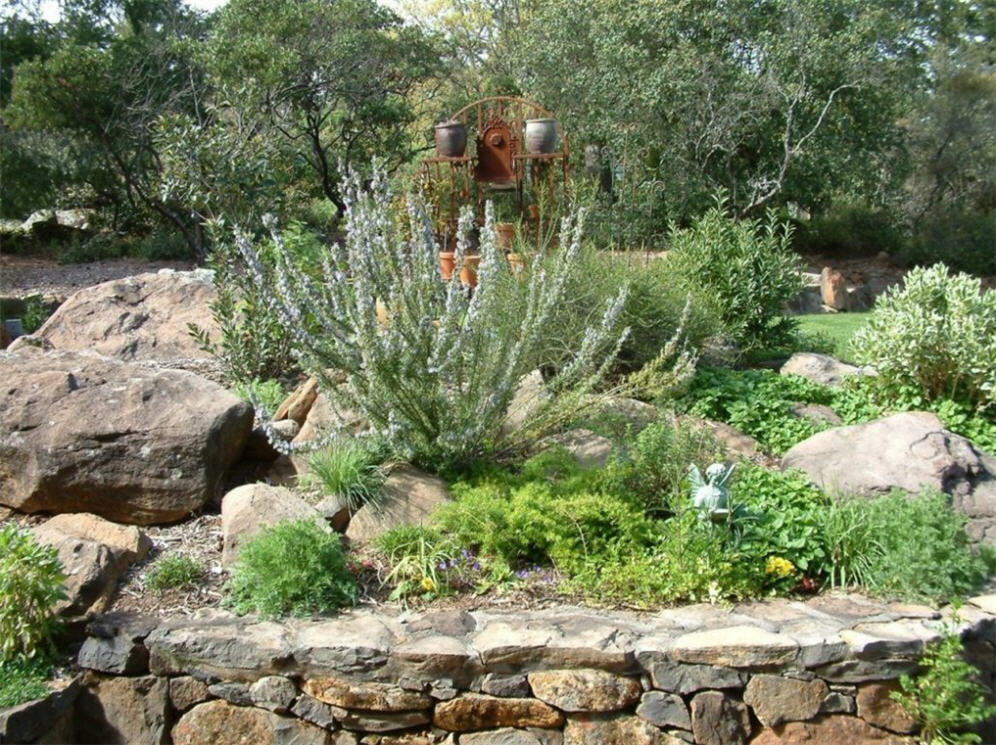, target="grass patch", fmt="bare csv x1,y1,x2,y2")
795,312,870,362
145,554,204,593
0,657,52,707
